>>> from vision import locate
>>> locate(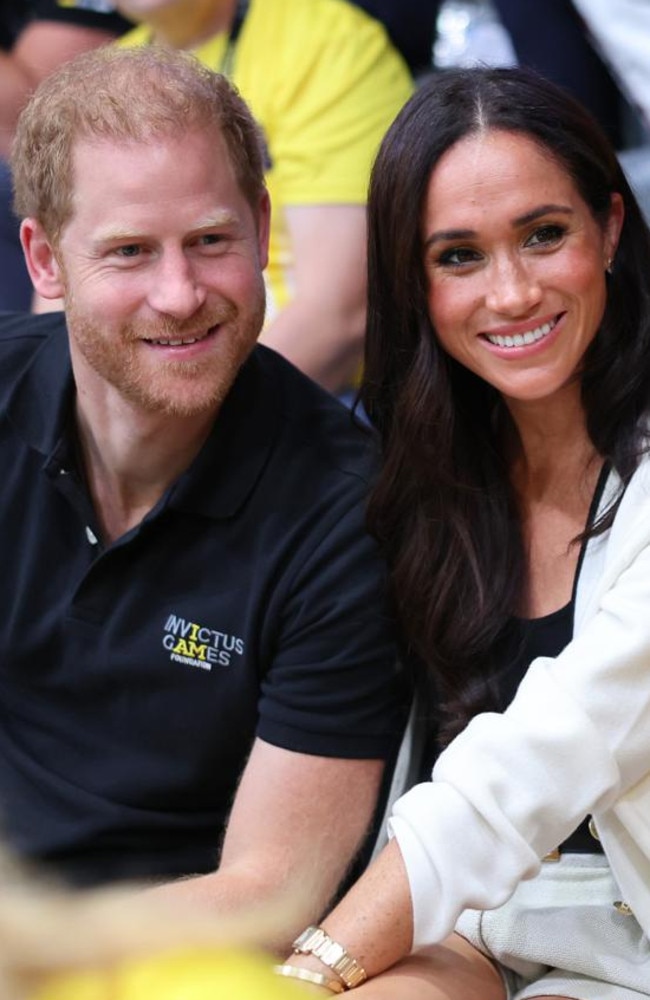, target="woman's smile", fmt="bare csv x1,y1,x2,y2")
422,129,623,410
